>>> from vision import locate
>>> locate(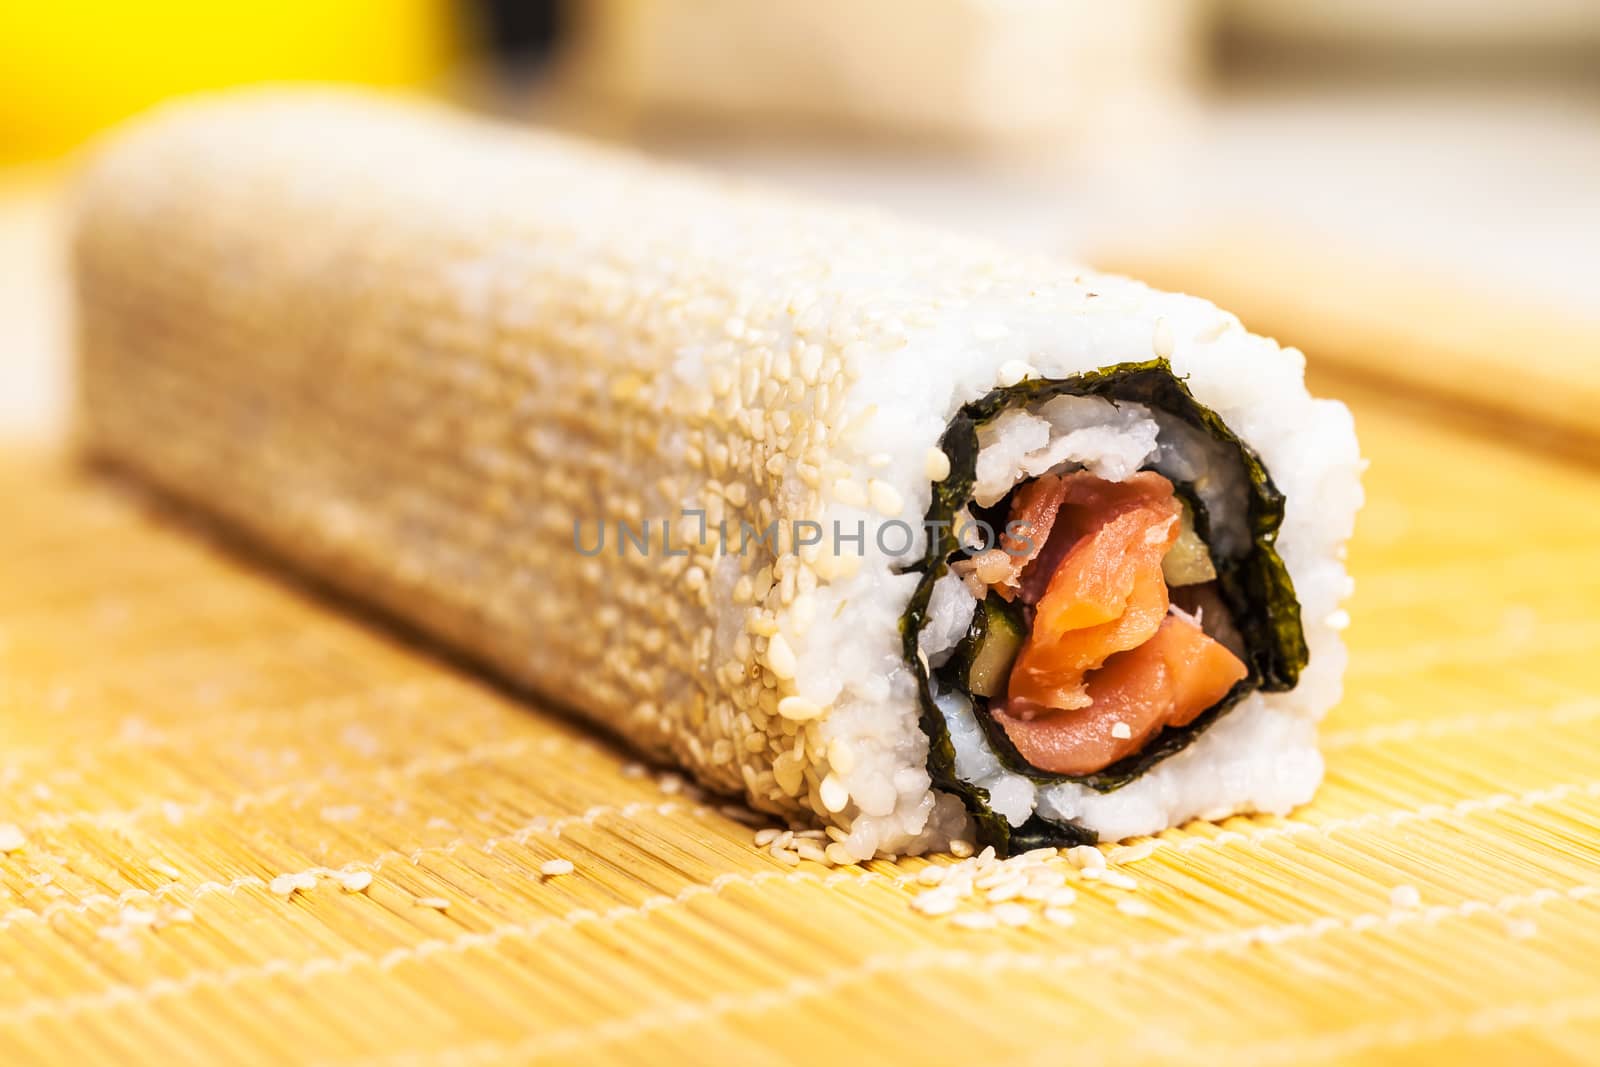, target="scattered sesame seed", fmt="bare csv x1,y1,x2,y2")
917,866,948,886
986,880,1025,903
269,874,300,897
795,842,828,864
1390,885,1422,910
925,447,951,482
949,839,975,859
1101,871,1139,891
1044,907,1077,927
415,896,451,910
770,847,801,867
1116,899,1153,917
1066,845,1106,871
992,902,1033,927
753,828,782,847
1110,721,1133,740
1046,887,1078,908
952,911,998,930
541,859,575,877
290,872,318,892
340,871,374,892
913,892,959,916
0,824,25,853
824,843,856,866
1108,841,1158,865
